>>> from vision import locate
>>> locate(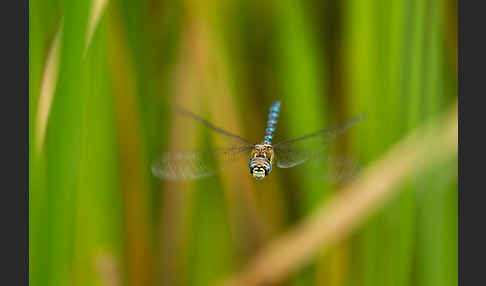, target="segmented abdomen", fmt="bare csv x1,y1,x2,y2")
263,101,281,144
